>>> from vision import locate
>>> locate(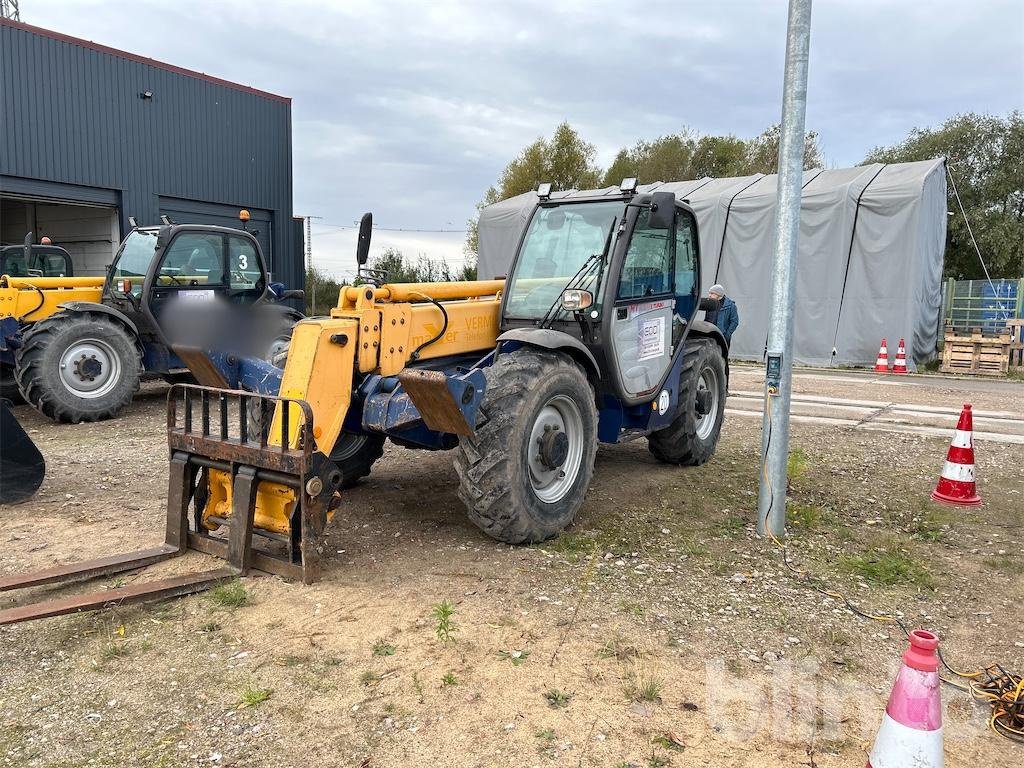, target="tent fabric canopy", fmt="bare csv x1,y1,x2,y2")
477,158,947,368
